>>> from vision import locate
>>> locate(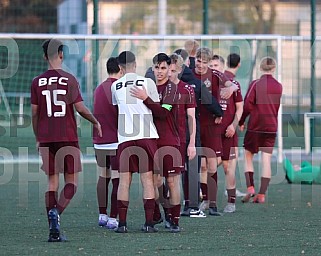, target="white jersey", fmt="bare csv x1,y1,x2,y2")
111,73,159,144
